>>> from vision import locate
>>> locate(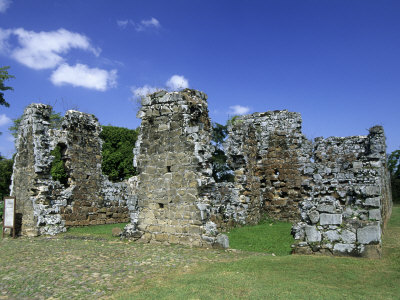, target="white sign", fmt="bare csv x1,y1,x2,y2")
4,197,15,227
